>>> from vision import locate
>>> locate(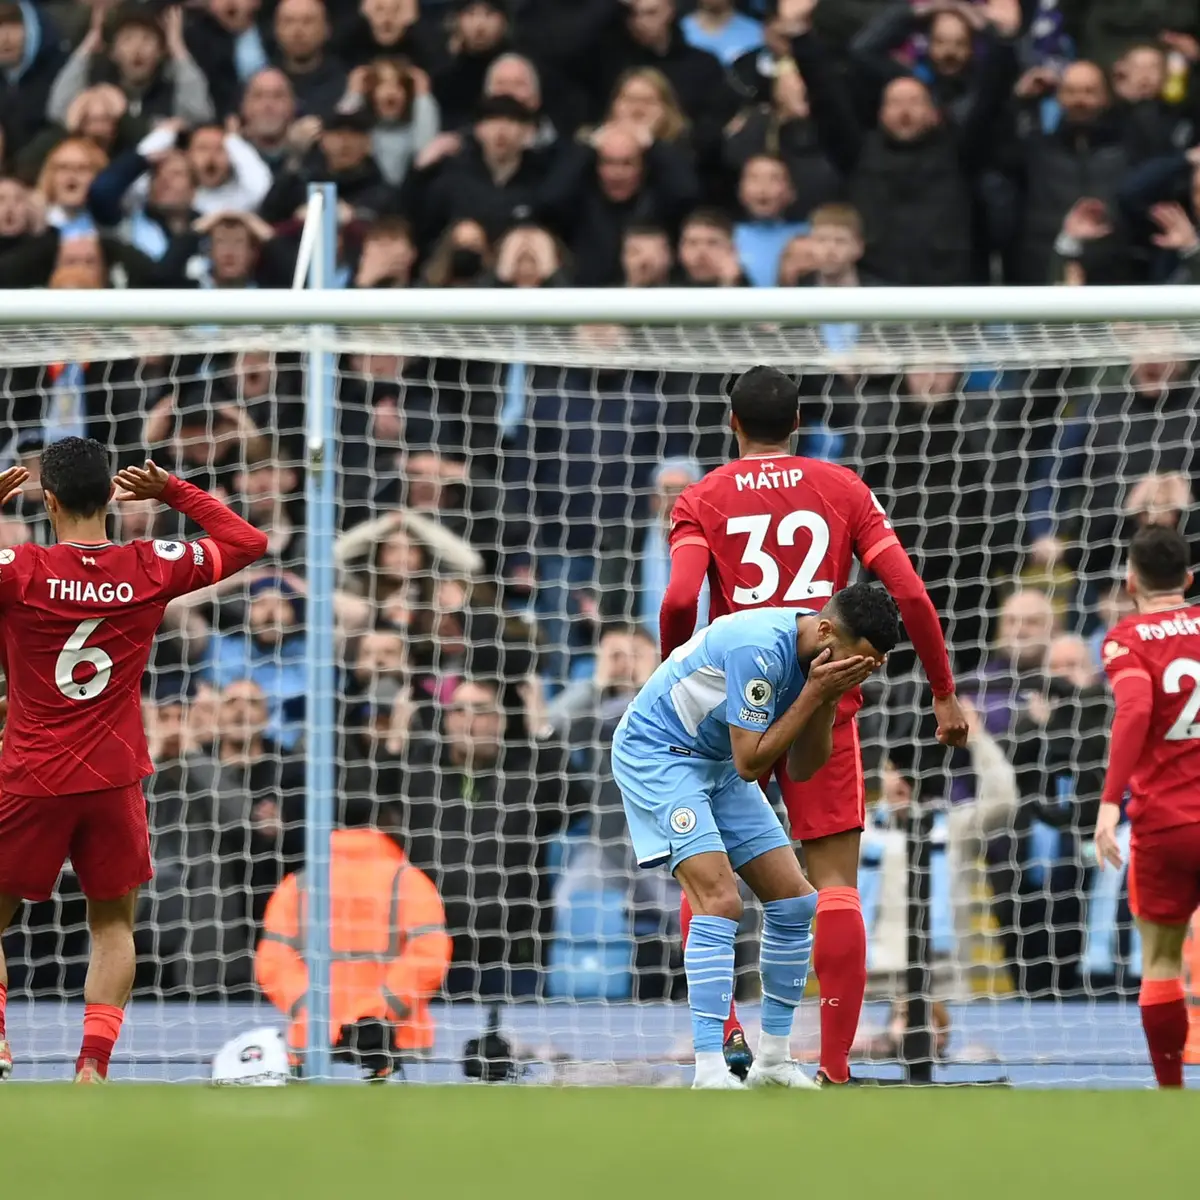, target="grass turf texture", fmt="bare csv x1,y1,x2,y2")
3,1086,1194,1198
